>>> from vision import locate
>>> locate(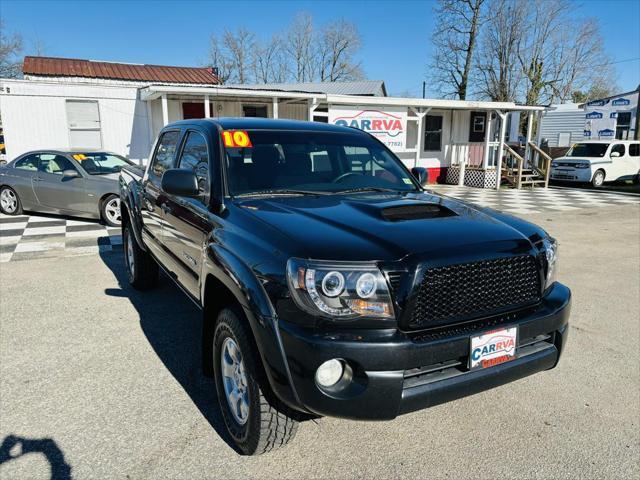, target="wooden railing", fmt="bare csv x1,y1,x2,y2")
527,142,553,188
502,143,525,189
